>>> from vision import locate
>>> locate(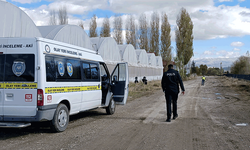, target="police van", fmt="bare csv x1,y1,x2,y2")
0,37,129,132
